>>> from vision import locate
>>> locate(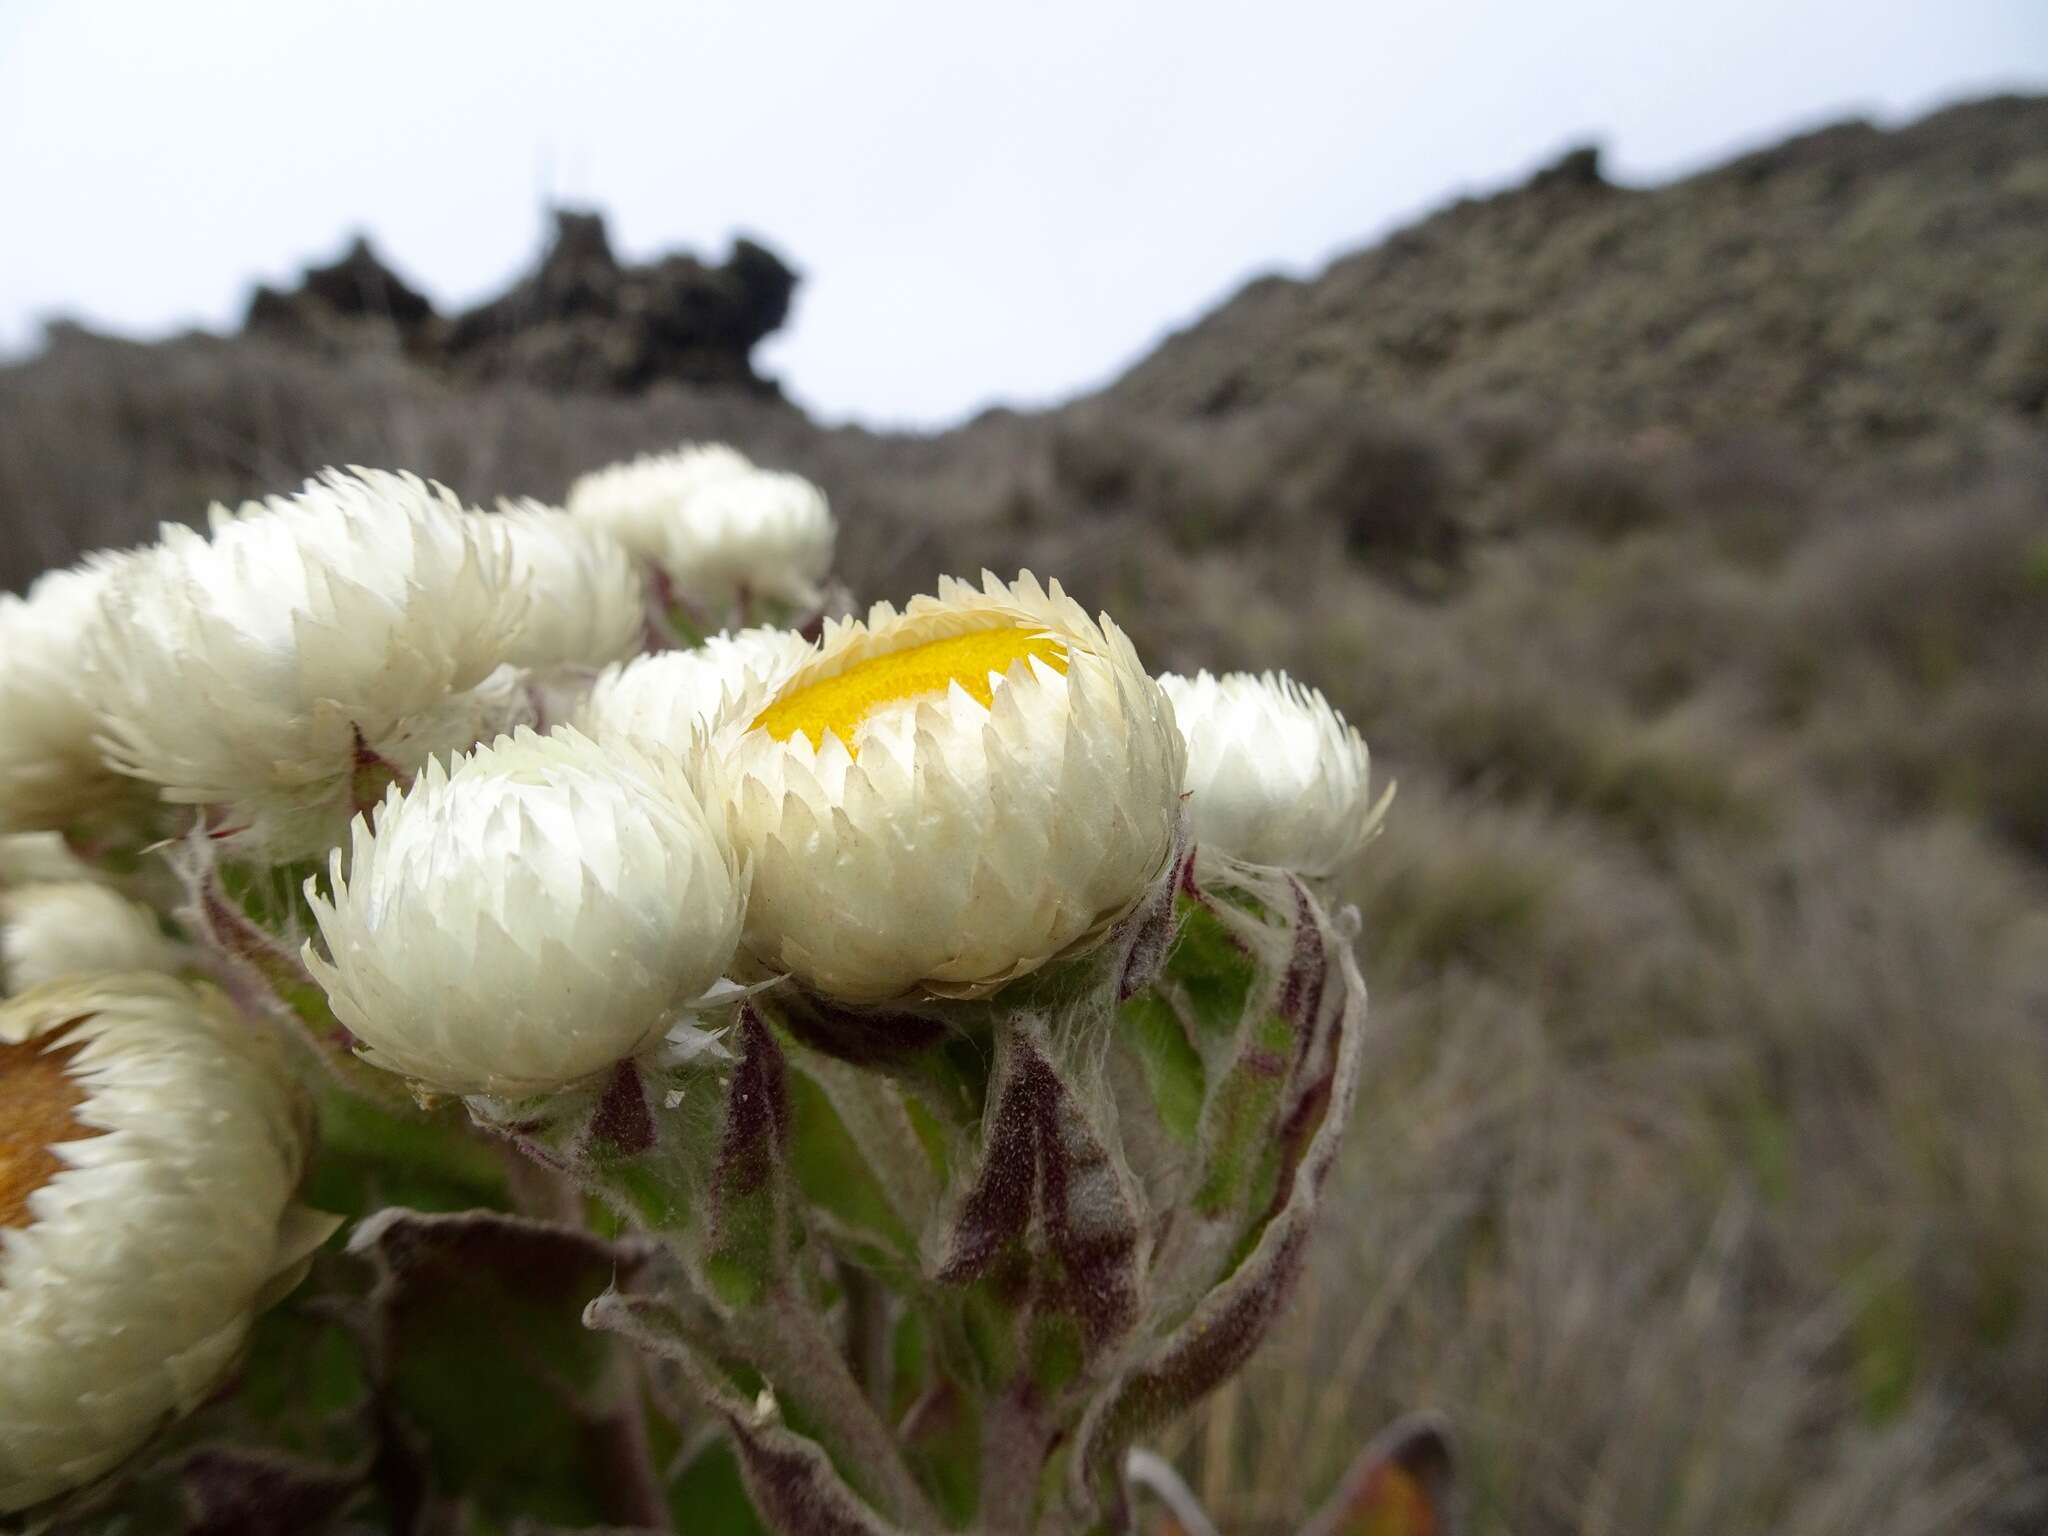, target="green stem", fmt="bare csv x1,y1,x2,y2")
743,1292,944,1532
